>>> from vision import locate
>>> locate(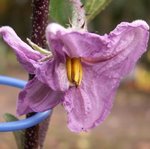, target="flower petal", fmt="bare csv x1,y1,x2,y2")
84,21,149,78
46,23,67,58
63,21,149,132
17,77,63,115
0,26,44,73
46,21,149,60
63,66,119,132
36,59,70,91
46,21,149,132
